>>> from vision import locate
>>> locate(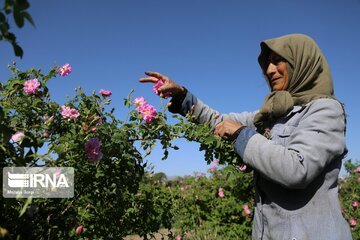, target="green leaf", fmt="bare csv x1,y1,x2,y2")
13,43,23,58
13,15,24,29
19,196,32,217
